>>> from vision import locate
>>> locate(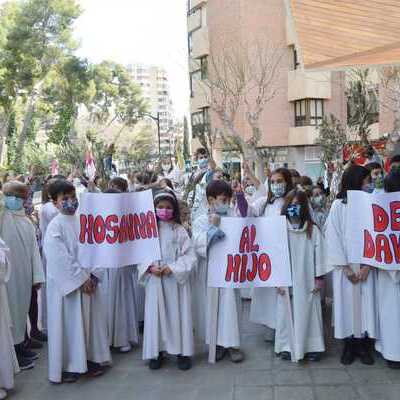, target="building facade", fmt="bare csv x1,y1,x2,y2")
187,0,393,180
